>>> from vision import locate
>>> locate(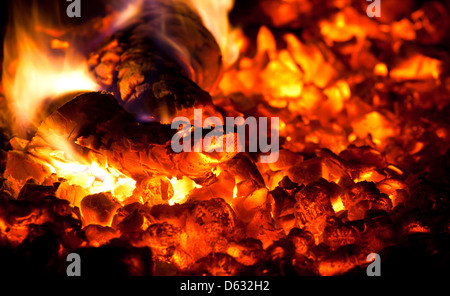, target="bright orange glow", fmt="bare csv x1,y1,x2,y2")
284,33,335,88
167,176,202,205
0,3,140,205
260,50,303,104
374,63,388,77
190,0,243,66
51,39,70,49
2,3,99,137
27,132,137,203
391,54,441,80
332,196,345,213
319,7,380,46
352,111,395,146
